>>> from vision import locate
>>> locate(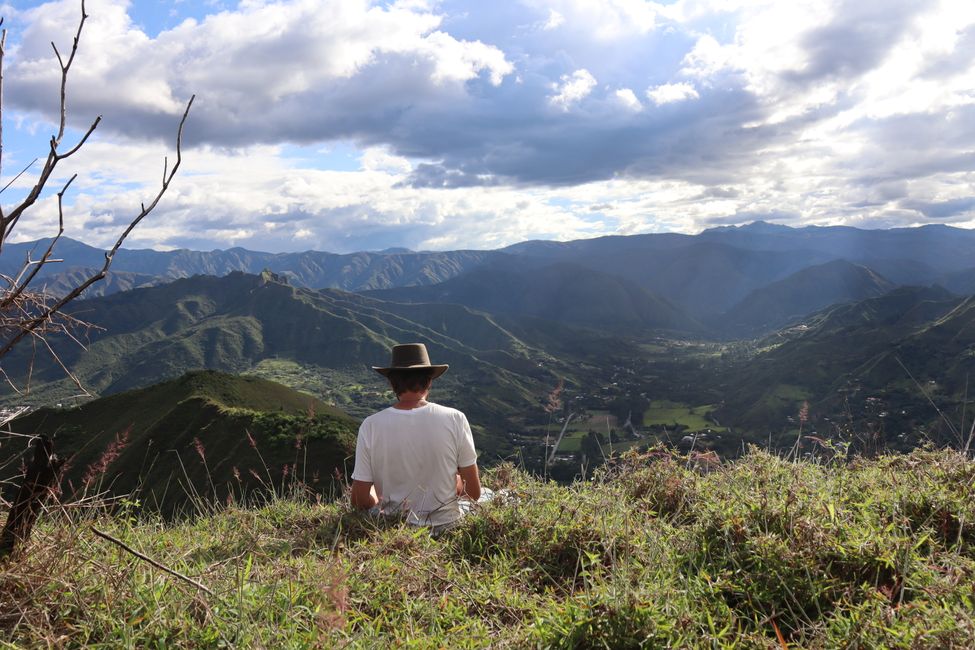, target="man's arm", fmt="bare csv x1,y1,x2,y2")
351,479,379,510
457,464,481,501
